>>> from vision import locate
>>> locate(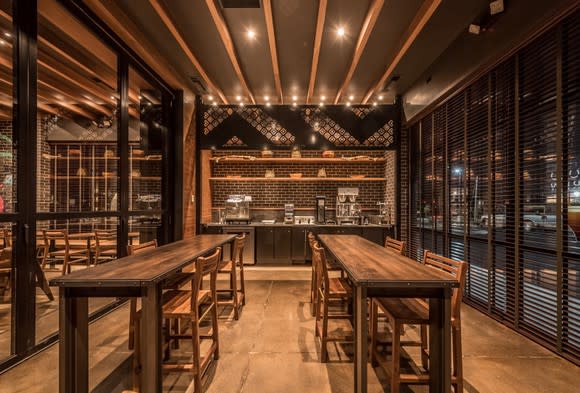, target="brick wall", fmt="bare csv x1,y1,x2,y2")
37,116,53,212
210,149,393,219
384,150,396,225
0,120,15,213
399,127,409,243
